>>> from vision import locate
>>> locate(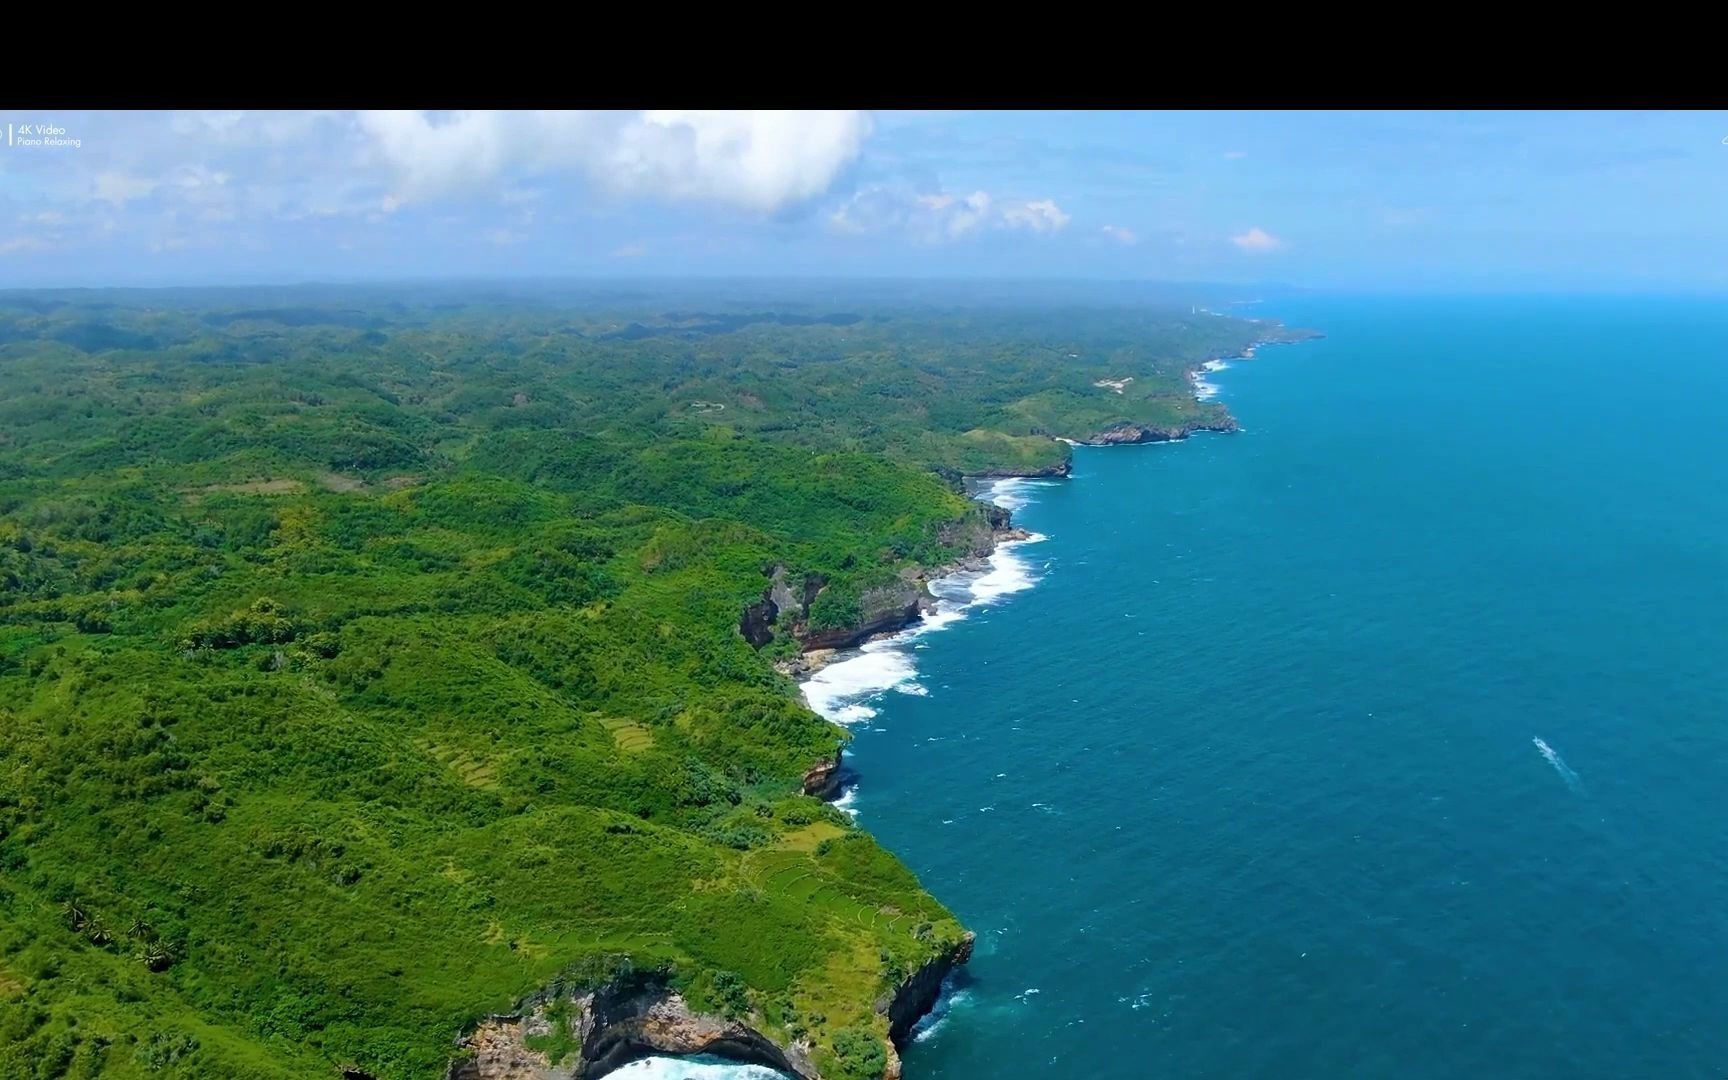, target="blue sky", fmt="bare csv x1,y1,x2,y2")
2,110,1726,290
